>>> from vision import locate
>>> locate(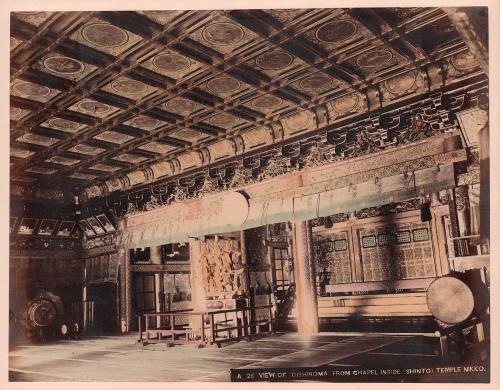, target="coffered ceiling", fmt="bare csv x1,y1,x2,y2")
10,8,482,195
